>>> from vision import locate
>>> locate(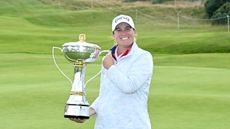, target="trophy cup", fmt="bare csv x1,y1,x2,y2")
52,34,101,119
